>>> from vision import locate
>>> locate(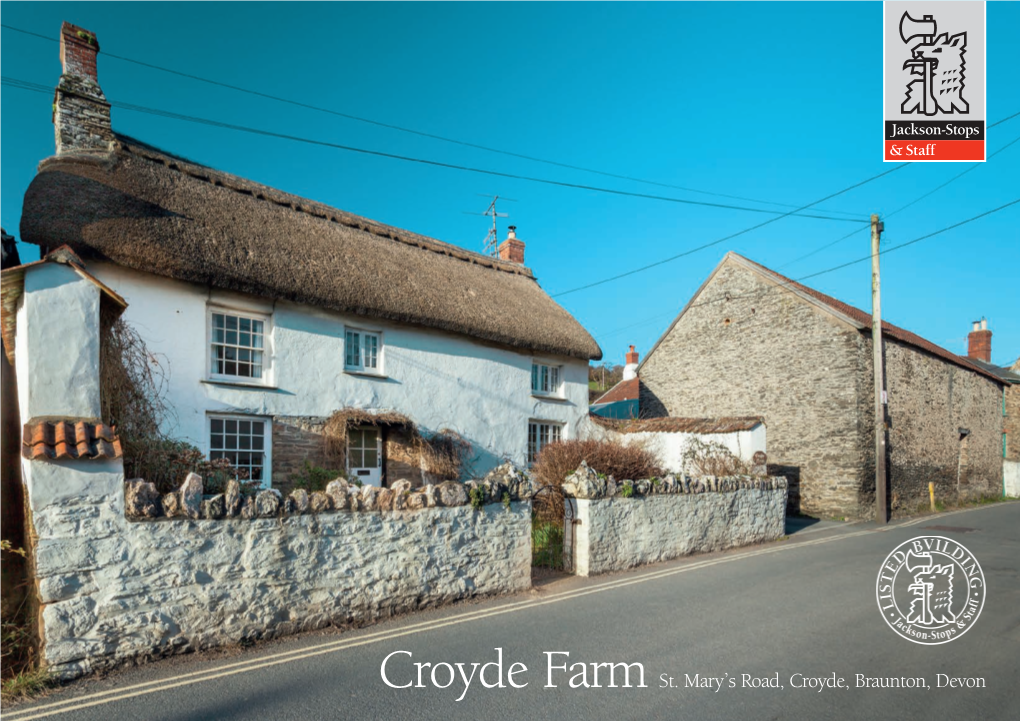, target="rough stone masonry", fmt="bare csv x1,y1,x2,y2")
30,460,532,680
562,463,788,576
